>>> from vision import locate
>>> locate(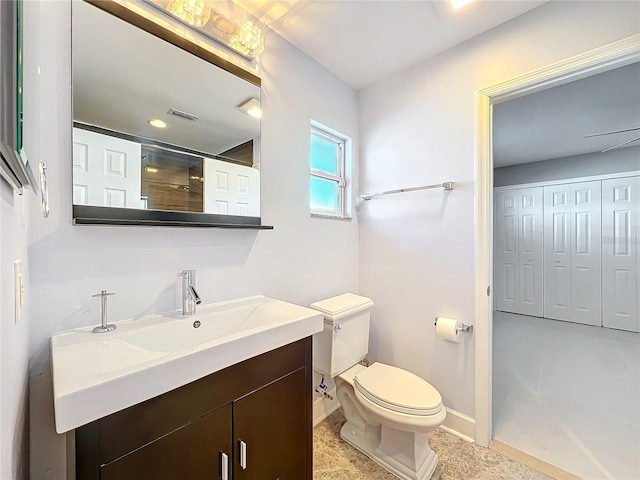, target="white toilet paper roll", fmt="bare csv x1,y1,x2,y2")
436,317,460,343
